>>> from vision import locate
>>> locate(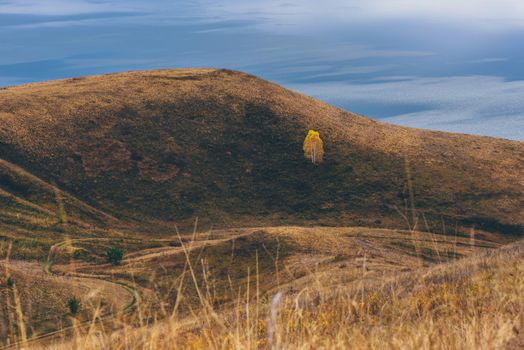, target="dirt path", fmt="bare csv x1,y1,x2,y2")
0,240,141,350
